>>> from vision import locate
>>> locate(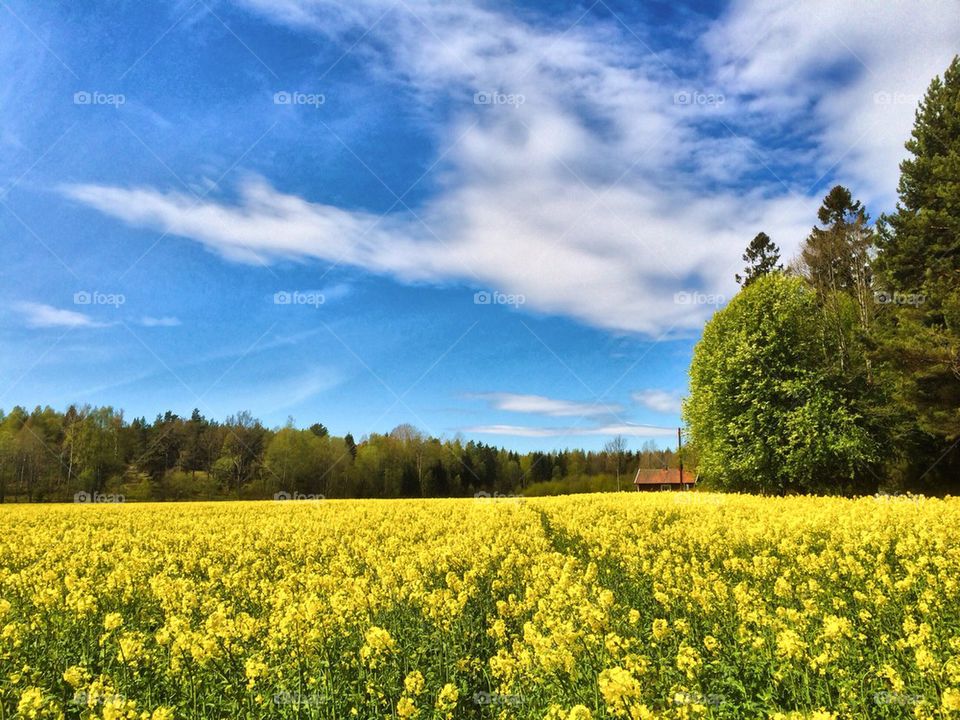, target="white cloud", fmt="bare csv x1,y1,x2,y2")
140,316,181,327
633,389,683,414
16,302,106,329
471,392,623,417
205,367,343,416
704,0,960,207
60,0,957,335
465,423,677,438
